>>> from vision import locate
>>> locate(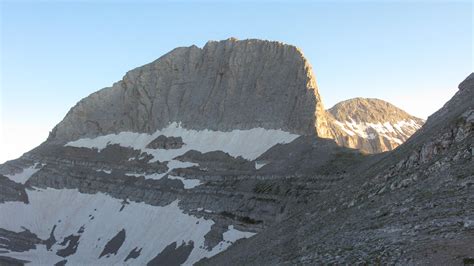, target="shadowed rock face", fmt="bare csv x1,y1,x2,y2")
199,73,474,265
146,135,184,149
0,228,42,253
0,175,29,203
124,247,142,262
99,229,126,258
56,233,81,258
147,241,194,266
0,256,29,265
49,38,329,143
